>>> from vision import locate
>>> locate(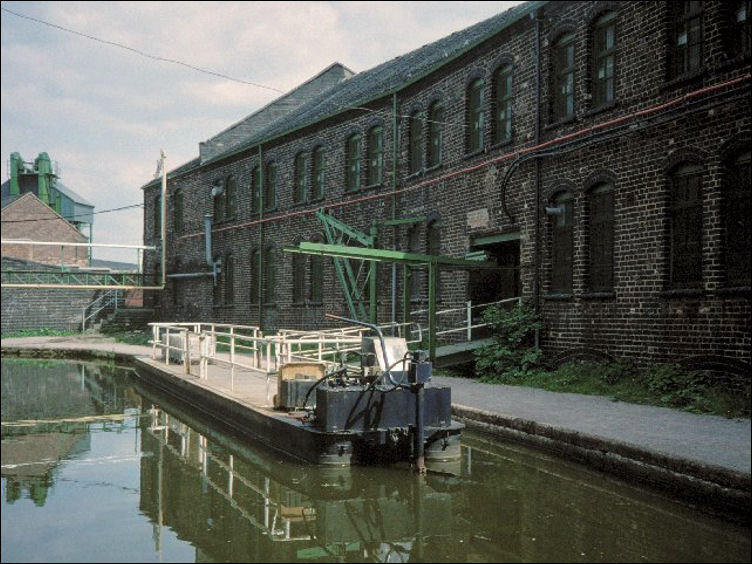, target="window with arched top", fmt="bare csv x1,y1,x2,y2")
725,151,750,287
172,189,184,235
251,166,261,213
426,101,444,168
264,162,277,210
292,251,306,304
294,153,308,204
466,78,485,153
587,183,614,292
591,12,617,108
409,112,423,174
668,1,704,79
550,191,574,293
250,248,261,305
312,146,326,201
345,134,361,191
493,64,513,144
367,126,383,186
552,32,575,122
668,163,703,288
